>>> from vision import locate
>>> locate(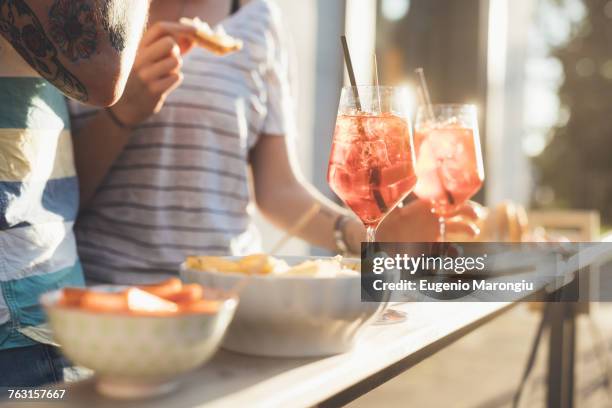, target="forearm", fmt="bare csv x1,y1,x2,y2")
0,0,148,105
257,182,365,254
72,110,132,207
72,19,191,206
